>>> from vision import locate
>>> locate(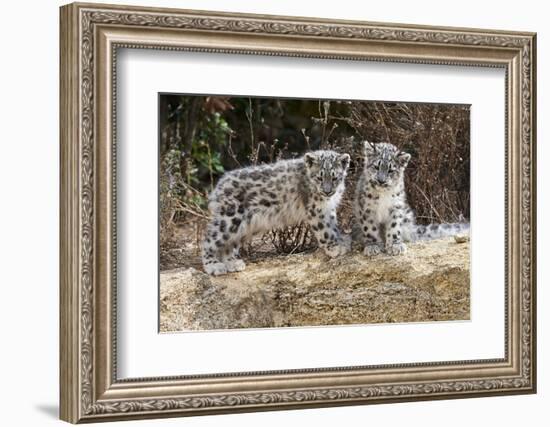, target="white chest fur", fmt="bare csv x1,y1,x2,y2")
374,191,396,224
